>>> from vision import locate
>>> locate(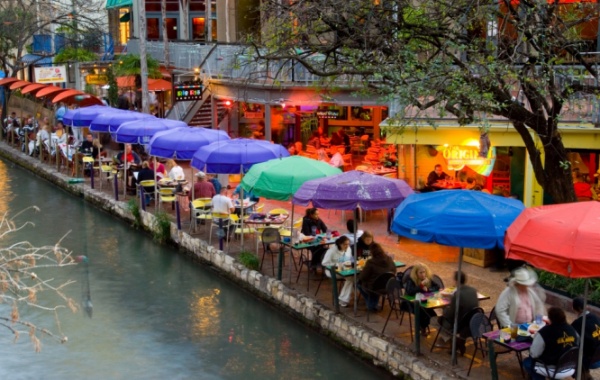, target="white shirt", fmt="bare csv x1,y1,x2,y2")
329,152,344,168
211,194,234,215
168,165,185,181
